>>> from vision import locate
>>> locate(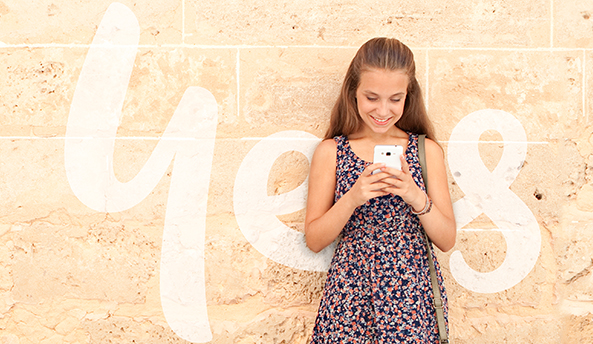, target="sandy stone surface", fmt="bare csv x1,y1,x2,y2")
186,0,549,47
0,1,593,344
